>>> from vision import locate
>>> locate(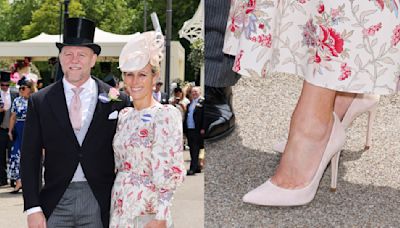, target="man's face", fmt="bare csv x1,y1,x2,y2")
191,88,200,100
59,46,97,86
155,83,162,92
0,82,9,92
